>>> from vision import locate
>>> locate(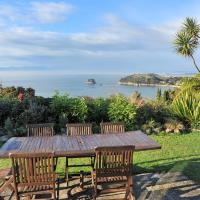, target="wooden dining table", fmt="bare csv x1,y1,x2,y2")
0,130,161,158
0,130,161,198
